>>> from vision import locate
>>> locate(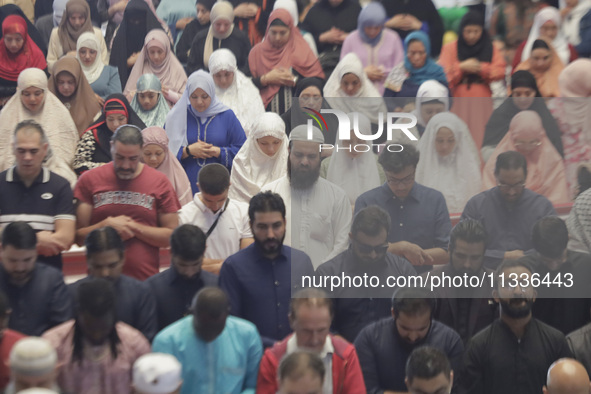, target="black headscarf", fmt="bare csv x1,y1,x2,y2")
109,0,163,88
483,70,563,156
280,77,338,145
457,11,493,62
0,4,47,56
84,93,147,168
378,0,444,57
